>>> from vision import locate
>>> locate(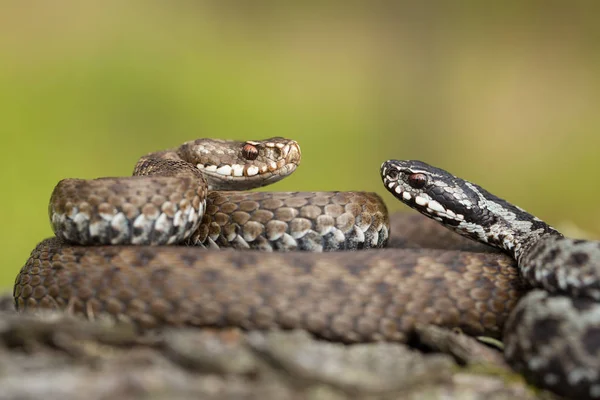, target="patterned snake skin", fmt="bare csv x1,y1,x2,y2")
381,160,600,400
46,138,388,251
13,139,596,399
